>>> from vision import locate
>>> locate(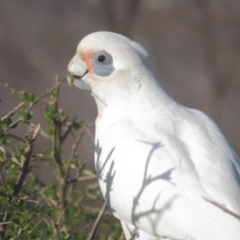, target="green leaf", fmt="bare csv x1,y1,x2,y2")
0,149,7,160
13,147,26,161
49,90,57,99
63,233,70,239
20,92,38,103
72,121,82,130
0,117,12,130
55,146,64,156
0,132,10,145
44,182,57,199
17,227,22,235
19,106,32,122
45,108,60,124
42,147,51,157
47,128,54,137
